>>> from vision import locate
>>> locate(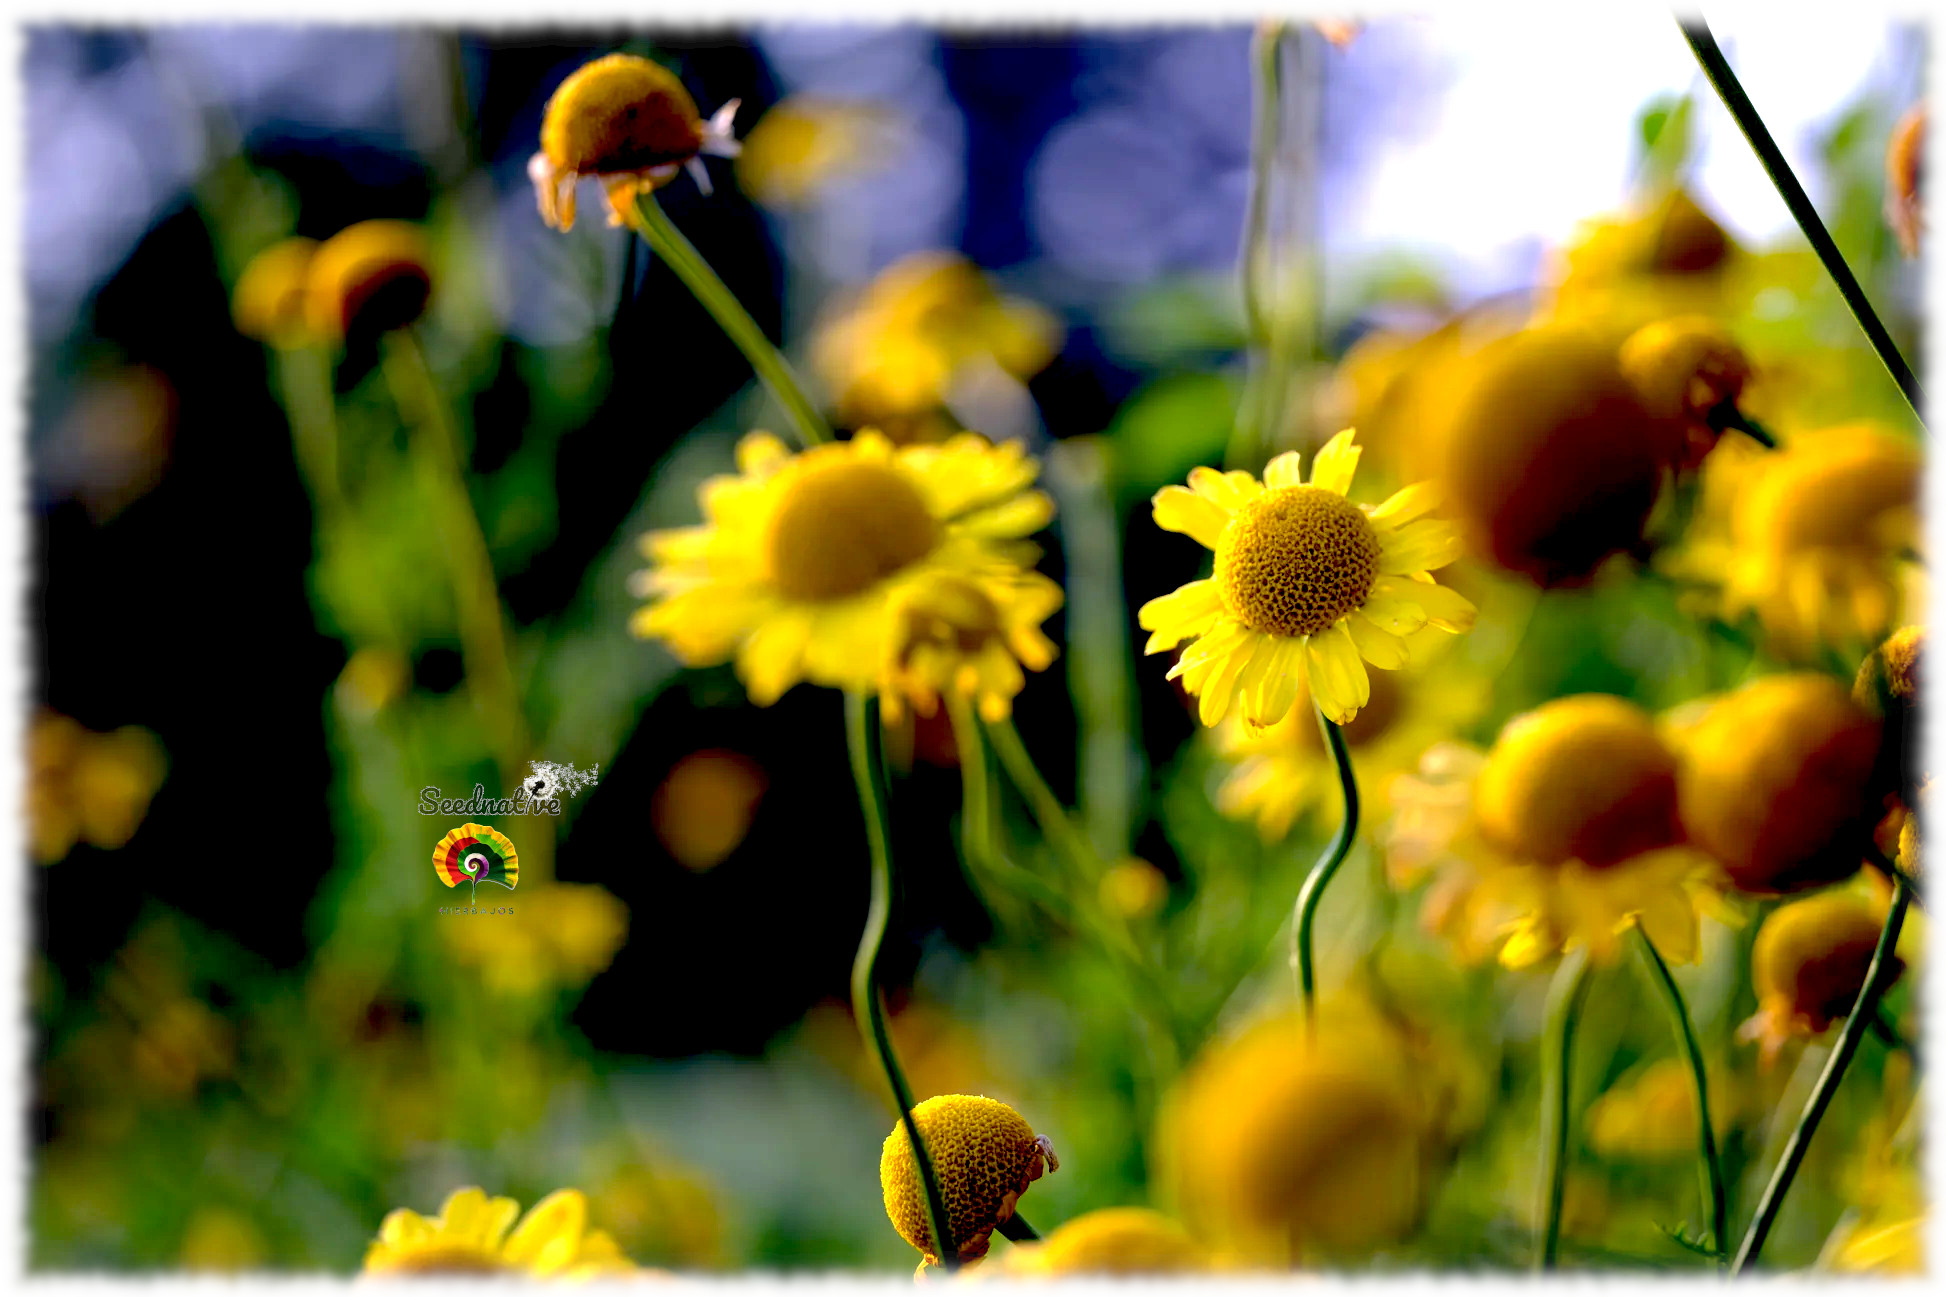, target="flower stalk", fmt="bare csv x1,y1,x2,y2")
624,193,832,446
1632,925,1728,1266
844,691,956,1271
1731,875,1914,1274
1291,708,1359,1025
1538,950,1594,1270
